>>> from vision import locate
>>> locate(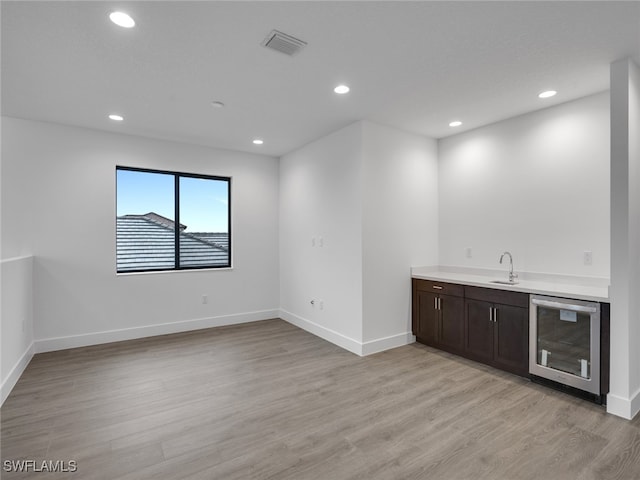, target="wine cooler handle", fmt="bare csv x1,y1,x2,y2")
531,298,597,313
